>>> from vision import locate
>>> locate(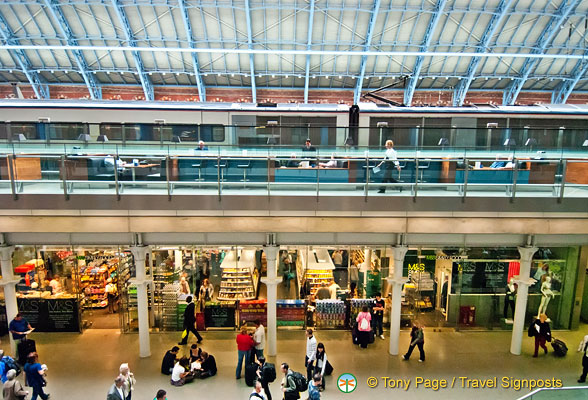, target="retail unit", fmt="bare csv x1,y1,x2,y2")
217,249,259,301
297,248,335,296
